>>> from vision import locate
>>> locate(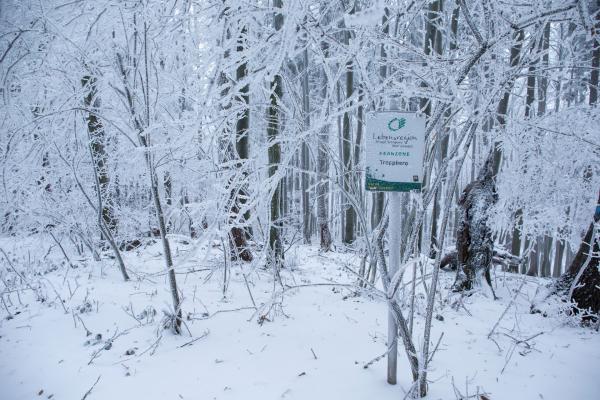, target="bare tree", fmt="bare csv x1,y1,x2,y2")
81,74,129,282
114,15,182,333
